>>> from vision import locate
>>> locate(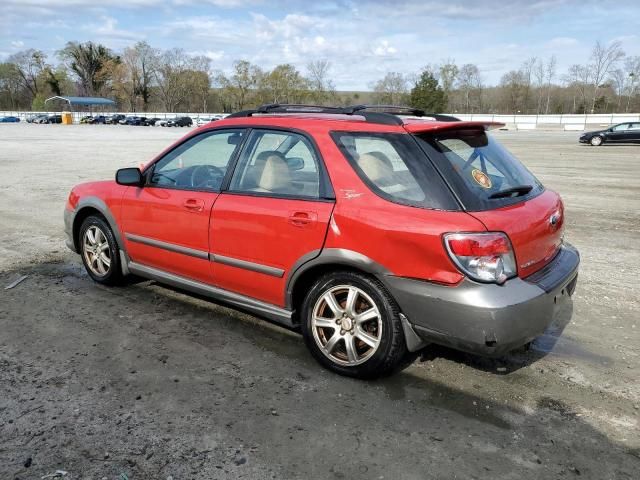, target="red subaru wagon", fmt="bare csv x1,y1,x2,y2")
64,105,579,378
